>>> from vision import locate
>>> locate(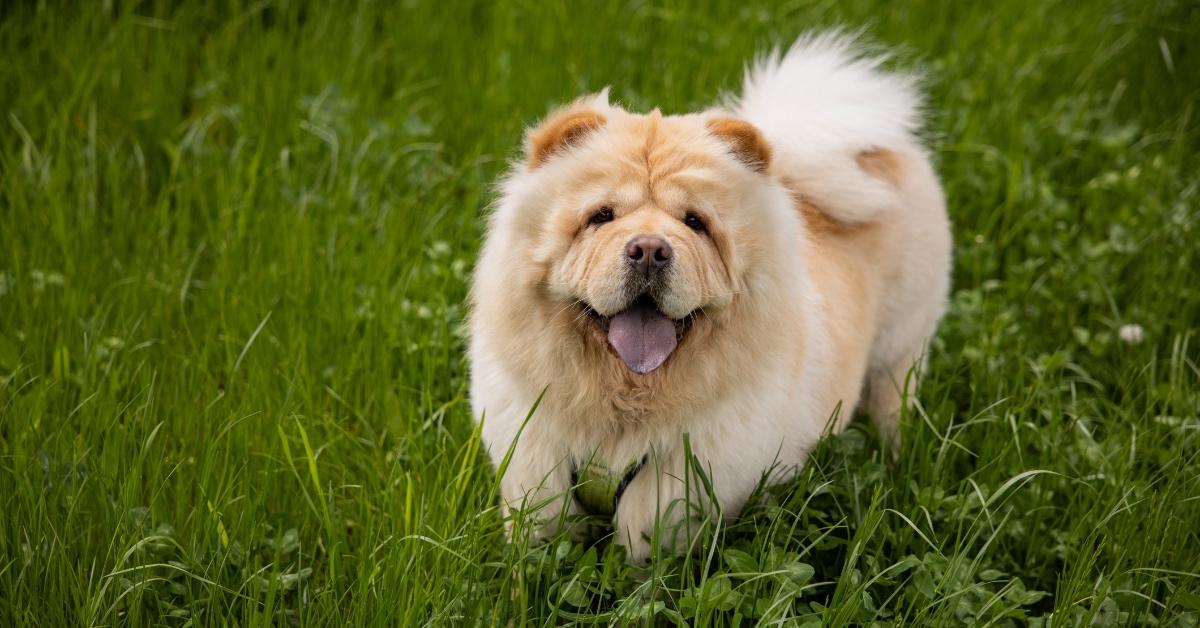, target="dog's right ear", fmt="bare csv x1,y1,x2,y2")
525,98,608,169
